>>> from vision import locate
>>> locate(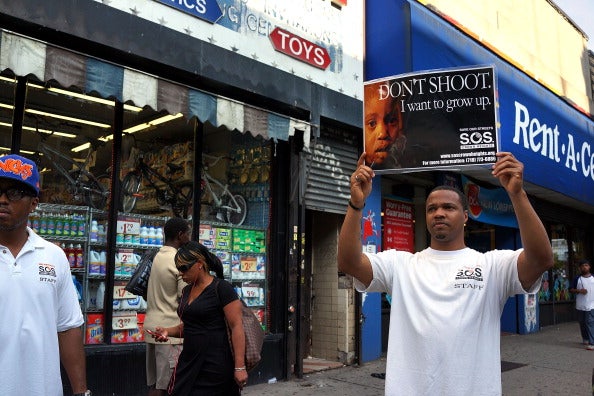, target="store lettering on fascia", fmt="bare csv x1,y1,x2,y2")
156,0,223,23
513,101,594,180
219,2,337,51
